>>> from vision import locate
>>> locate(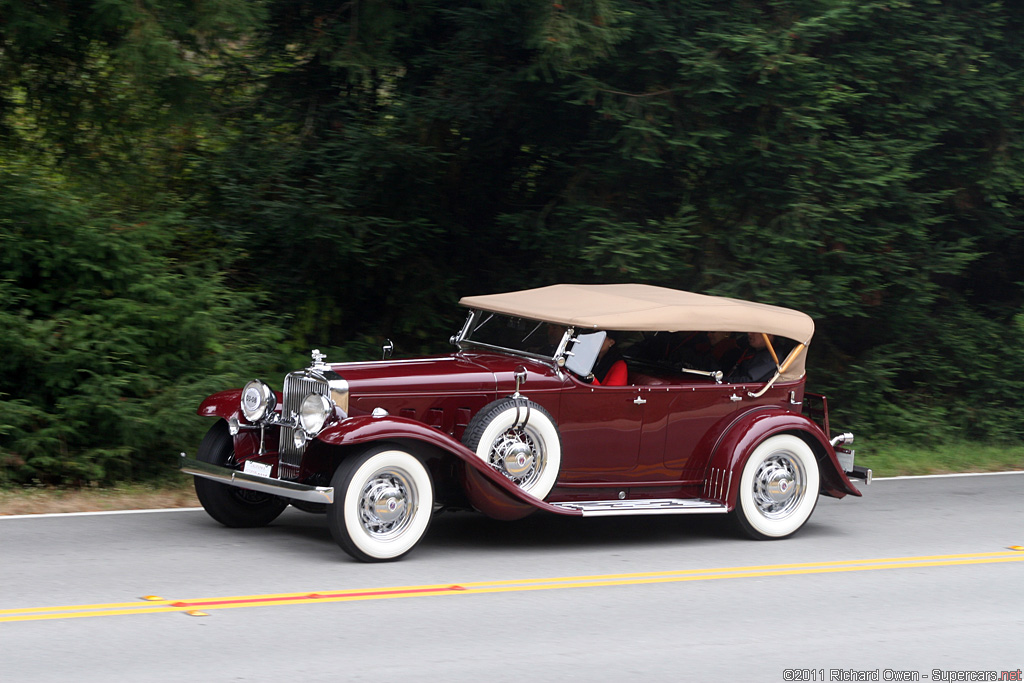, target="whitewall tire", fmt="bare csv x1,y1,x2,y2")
328,445,434,562
462,398,561,499
734,434,820,539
